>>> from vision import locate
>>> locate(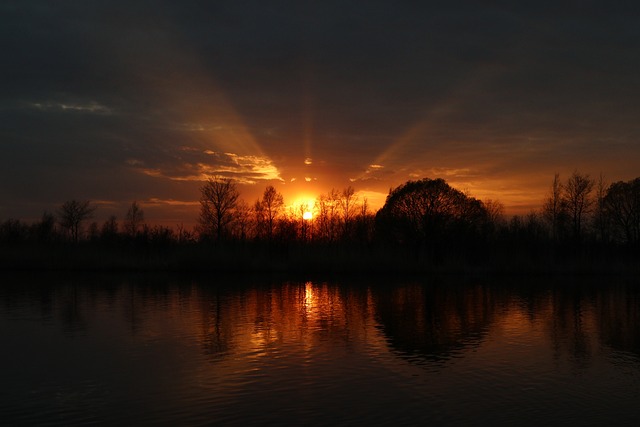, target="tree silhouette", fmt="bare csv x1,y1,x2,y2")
375,178,487,246
604,178,640,244
314,193,331,241
563,171,594,240
484,199,505,225
199,178,239,241
35,212,56,243
0,219,28,245
340,186,358,238
593,173,609,242
315,189,341,242
542,173,568,241
233,200,252,241
58,200,95,242
88,221,100,241
124,201,144,237
258,185,284,240
101,215,119,242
